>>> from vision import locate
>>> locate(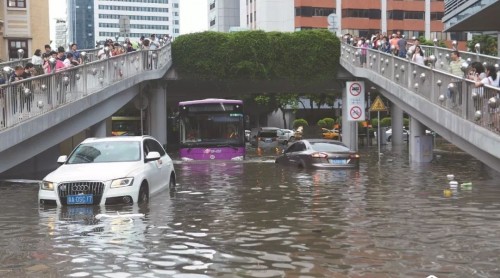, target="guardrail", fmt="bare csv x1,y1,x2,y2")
0,44,171,131
0,48,102,69
341,42,500,135
419,45,500,70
